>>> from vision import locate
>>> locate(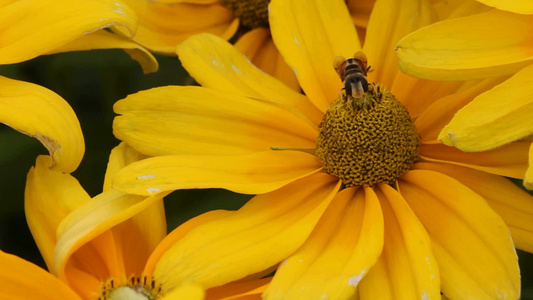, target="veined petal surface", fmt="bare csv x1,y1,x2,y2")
113,86,317,157
415,162,533,253
0,250,81,300
420,142,528,179
115,0,238,54
526,143,533,190
24,155,91,273
397,9,533,80
439,63,533,151
0,76,84,172
112,151,323,195
269,0,360,112
0,0,137,64
177,34,321,125
399,170,520,299
264,186,383,299
358,184,440,300
153,174,340,291
49,30,158,74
